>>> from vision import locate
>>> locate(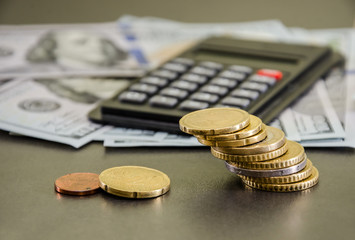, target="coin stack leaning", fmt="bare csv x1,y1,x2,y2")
179,108,319,192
